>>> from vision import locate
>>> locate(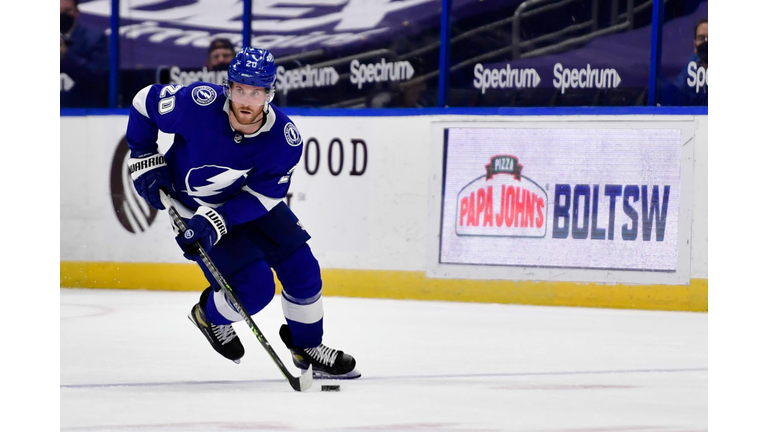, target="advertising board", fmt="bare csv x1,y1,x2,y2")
61,114,707,309
429,121,696,285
